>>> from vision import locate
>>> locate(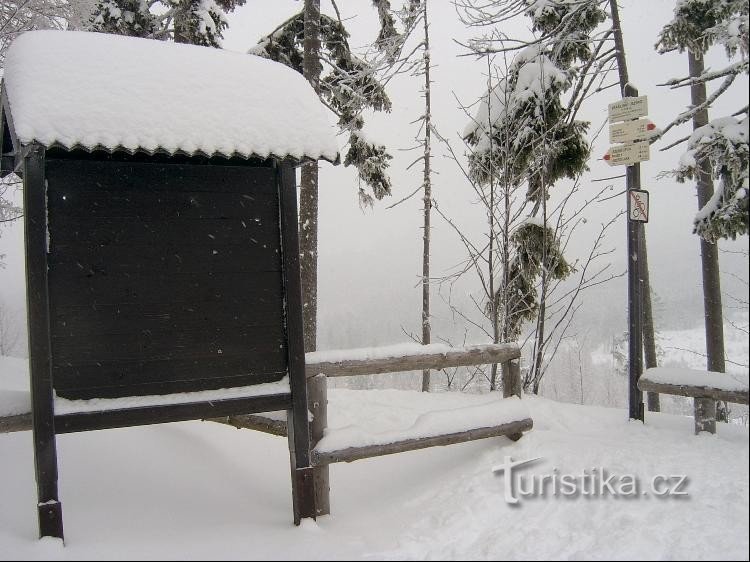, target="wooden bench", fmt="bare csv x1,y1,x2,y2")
638,367,749,434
